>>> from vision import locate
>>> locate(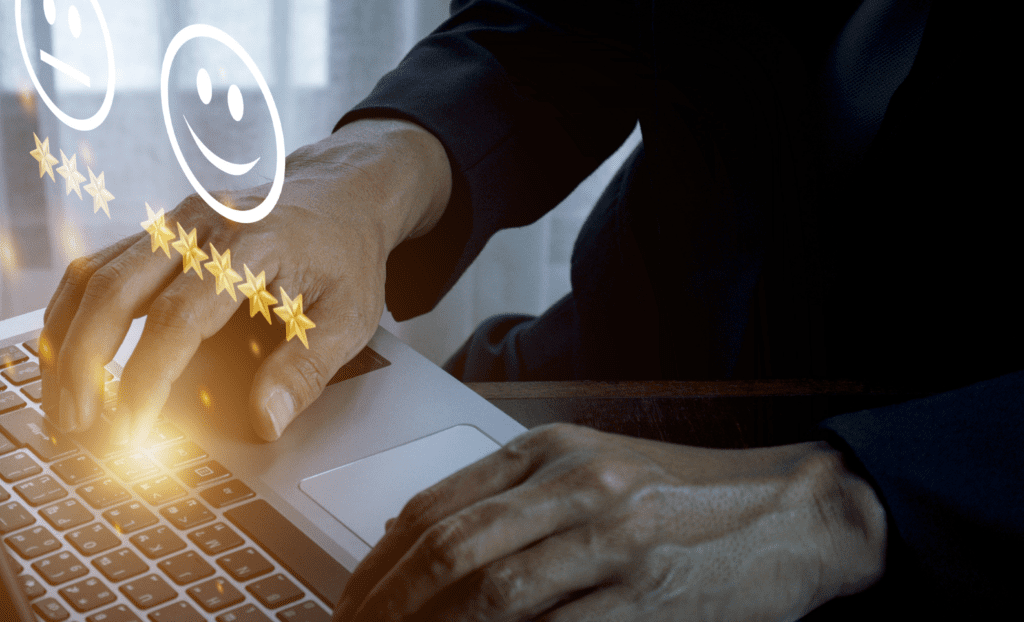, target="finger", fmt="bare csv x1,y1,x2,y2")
248,275,381,442
333,428,543,617
401,527,621,622
115,241,251,445
41,232,145,422
341,450,594,621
